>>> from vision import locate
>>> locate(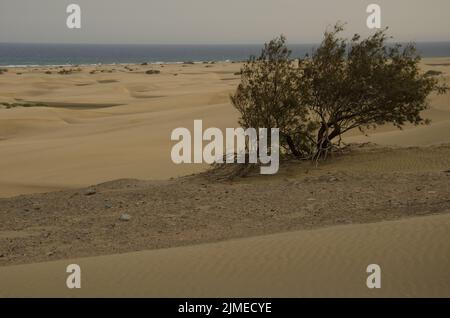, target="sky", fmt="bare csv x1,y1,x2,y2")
0,0,449,44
